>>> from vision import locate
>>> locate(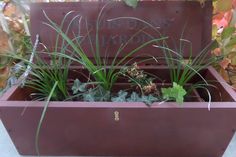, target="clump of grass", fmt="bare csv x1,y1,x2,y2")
42,6,167,95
